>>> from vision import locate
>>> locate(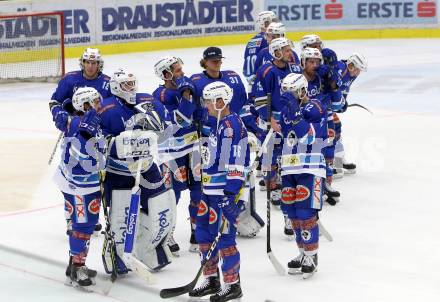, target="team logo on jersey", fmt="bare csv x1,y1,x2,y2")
197,200,208,216
209,208,218,224
301,230,312,242
65,199,73,219
88,198,100,215
281,187,296,204
296,185,310,202
74,195,87,223
247,38,262,49
286,131,297,147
